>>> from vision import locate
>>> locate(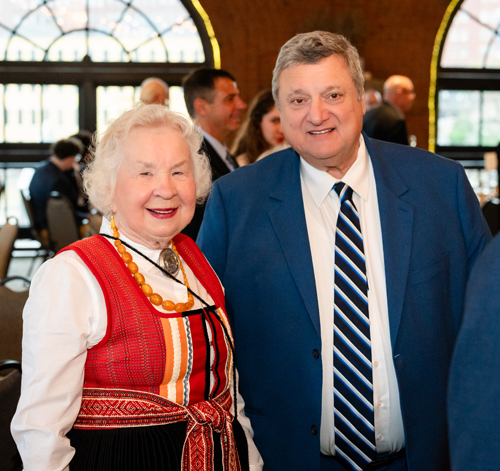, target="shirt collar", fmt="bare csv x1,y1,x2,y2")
300,135,370,208
201,129,227,160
